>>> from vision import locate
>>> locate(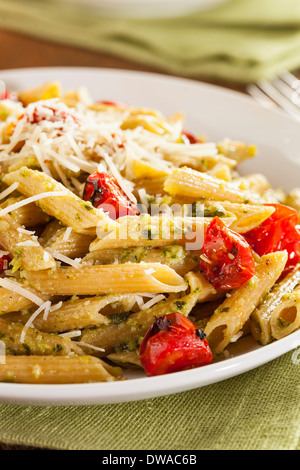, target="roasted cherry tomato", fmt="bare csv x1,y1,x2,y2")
181,130,203,144
0,91,17,101
83,171,140,220
139,312,213,376
199,216,255,290
96,100,129,108
244,203,300,277
0,253,10,272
